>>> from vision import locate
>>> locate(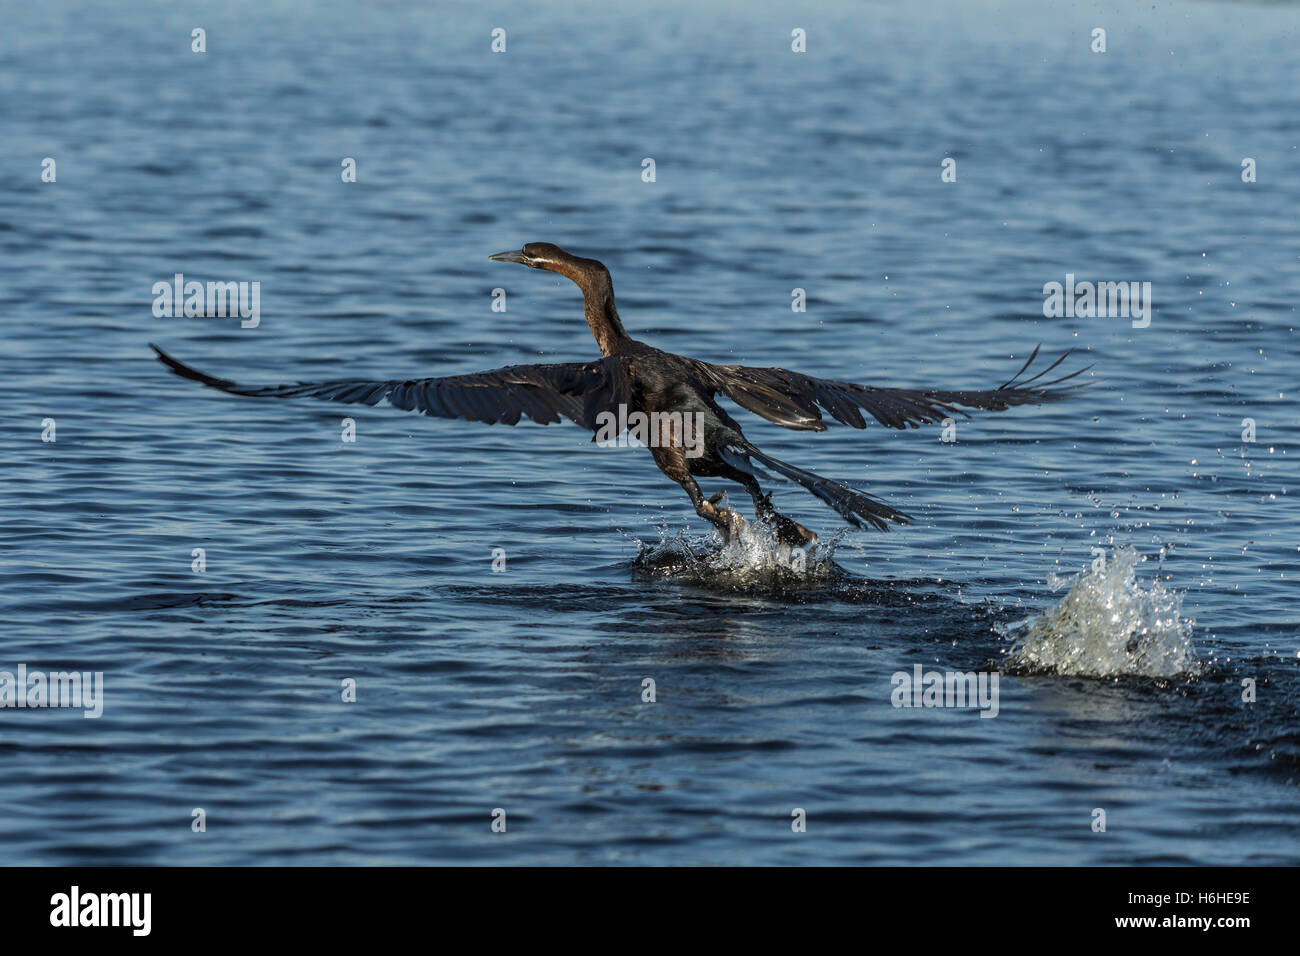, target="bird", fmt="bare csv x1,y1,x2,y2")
150,242,1089,547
